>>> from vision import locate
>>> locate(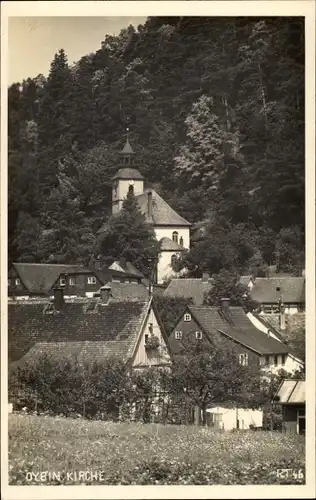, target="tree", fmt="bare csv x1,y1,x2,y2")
154,296,192,336
98,192,160,277
169,336,261,425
